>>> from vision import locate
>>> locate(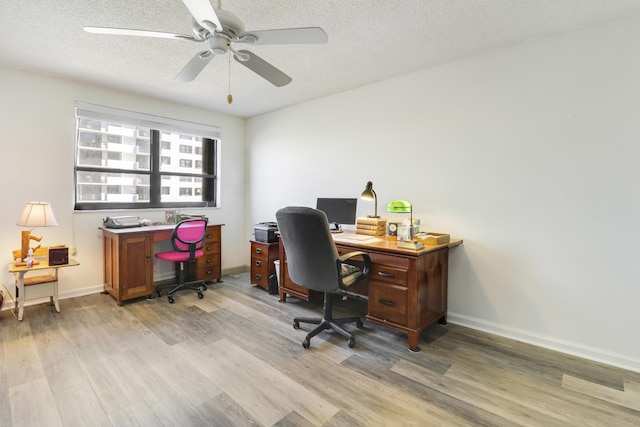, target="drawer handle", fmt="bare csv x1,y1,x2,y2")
206,246,213,251
206,270,212,275
255,248,262,254
206,259,212,264
255,260,262,266
379,299,396,307
377,272,395,278
255,274,262,280
206,234,212,238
